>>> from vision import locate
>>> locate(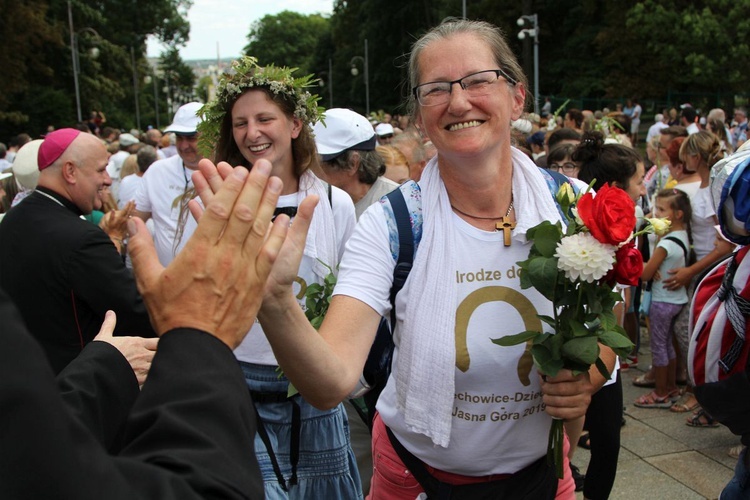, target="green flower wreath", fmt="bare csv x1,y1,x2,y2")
197,56,324,157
